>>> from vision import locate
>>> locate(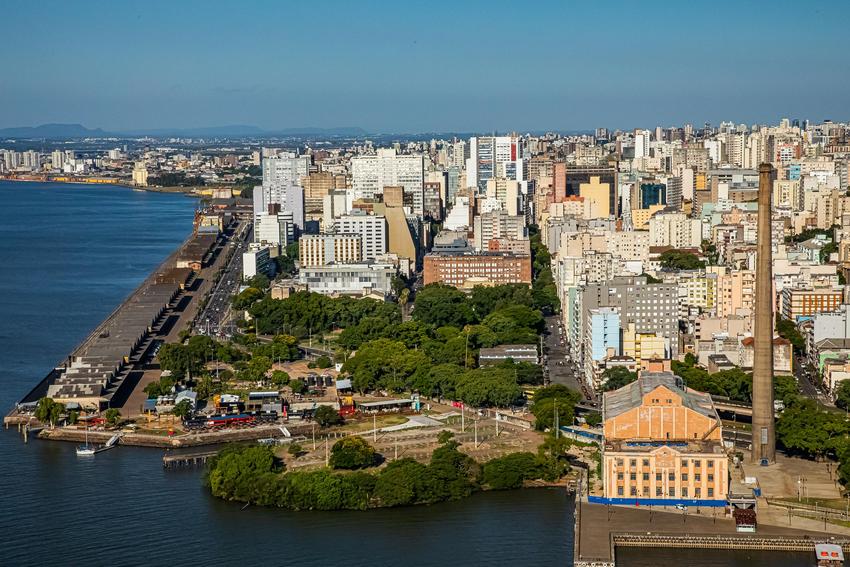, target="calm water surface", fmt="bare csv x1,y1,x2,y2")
0,181,824,566
0,181,575,567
